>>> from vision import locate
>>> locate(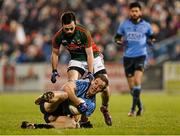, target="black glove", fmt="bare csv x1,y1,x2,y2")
86,72,94,82
100,105,112,126
51,69,60,83
77,102,88,114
